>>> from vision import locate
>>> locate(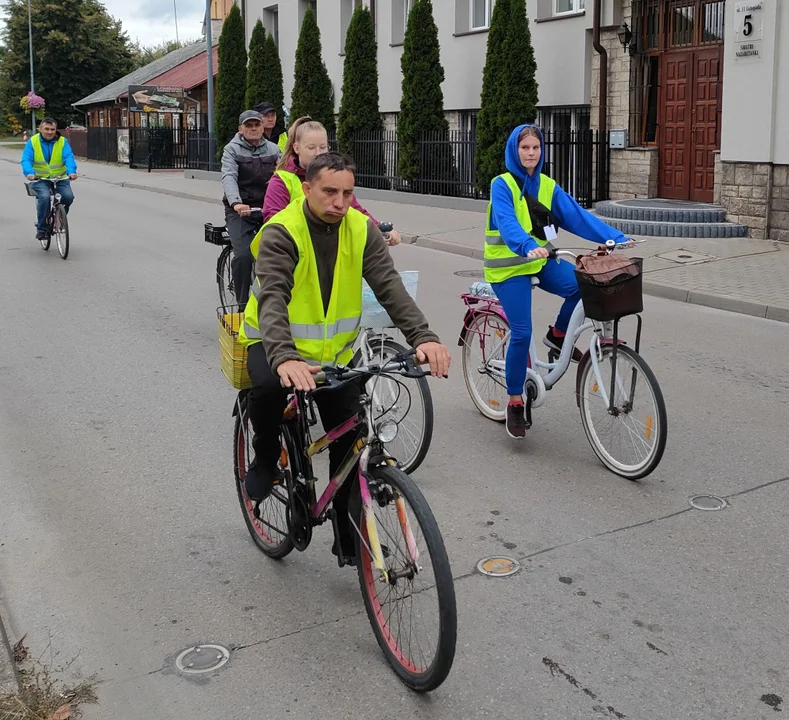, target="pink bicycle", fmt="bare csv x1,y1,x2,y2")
233,349,457,690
